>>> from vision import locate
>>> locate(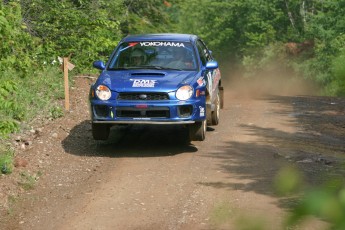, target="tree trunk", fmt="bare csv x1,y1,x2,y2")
285,0,296,31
